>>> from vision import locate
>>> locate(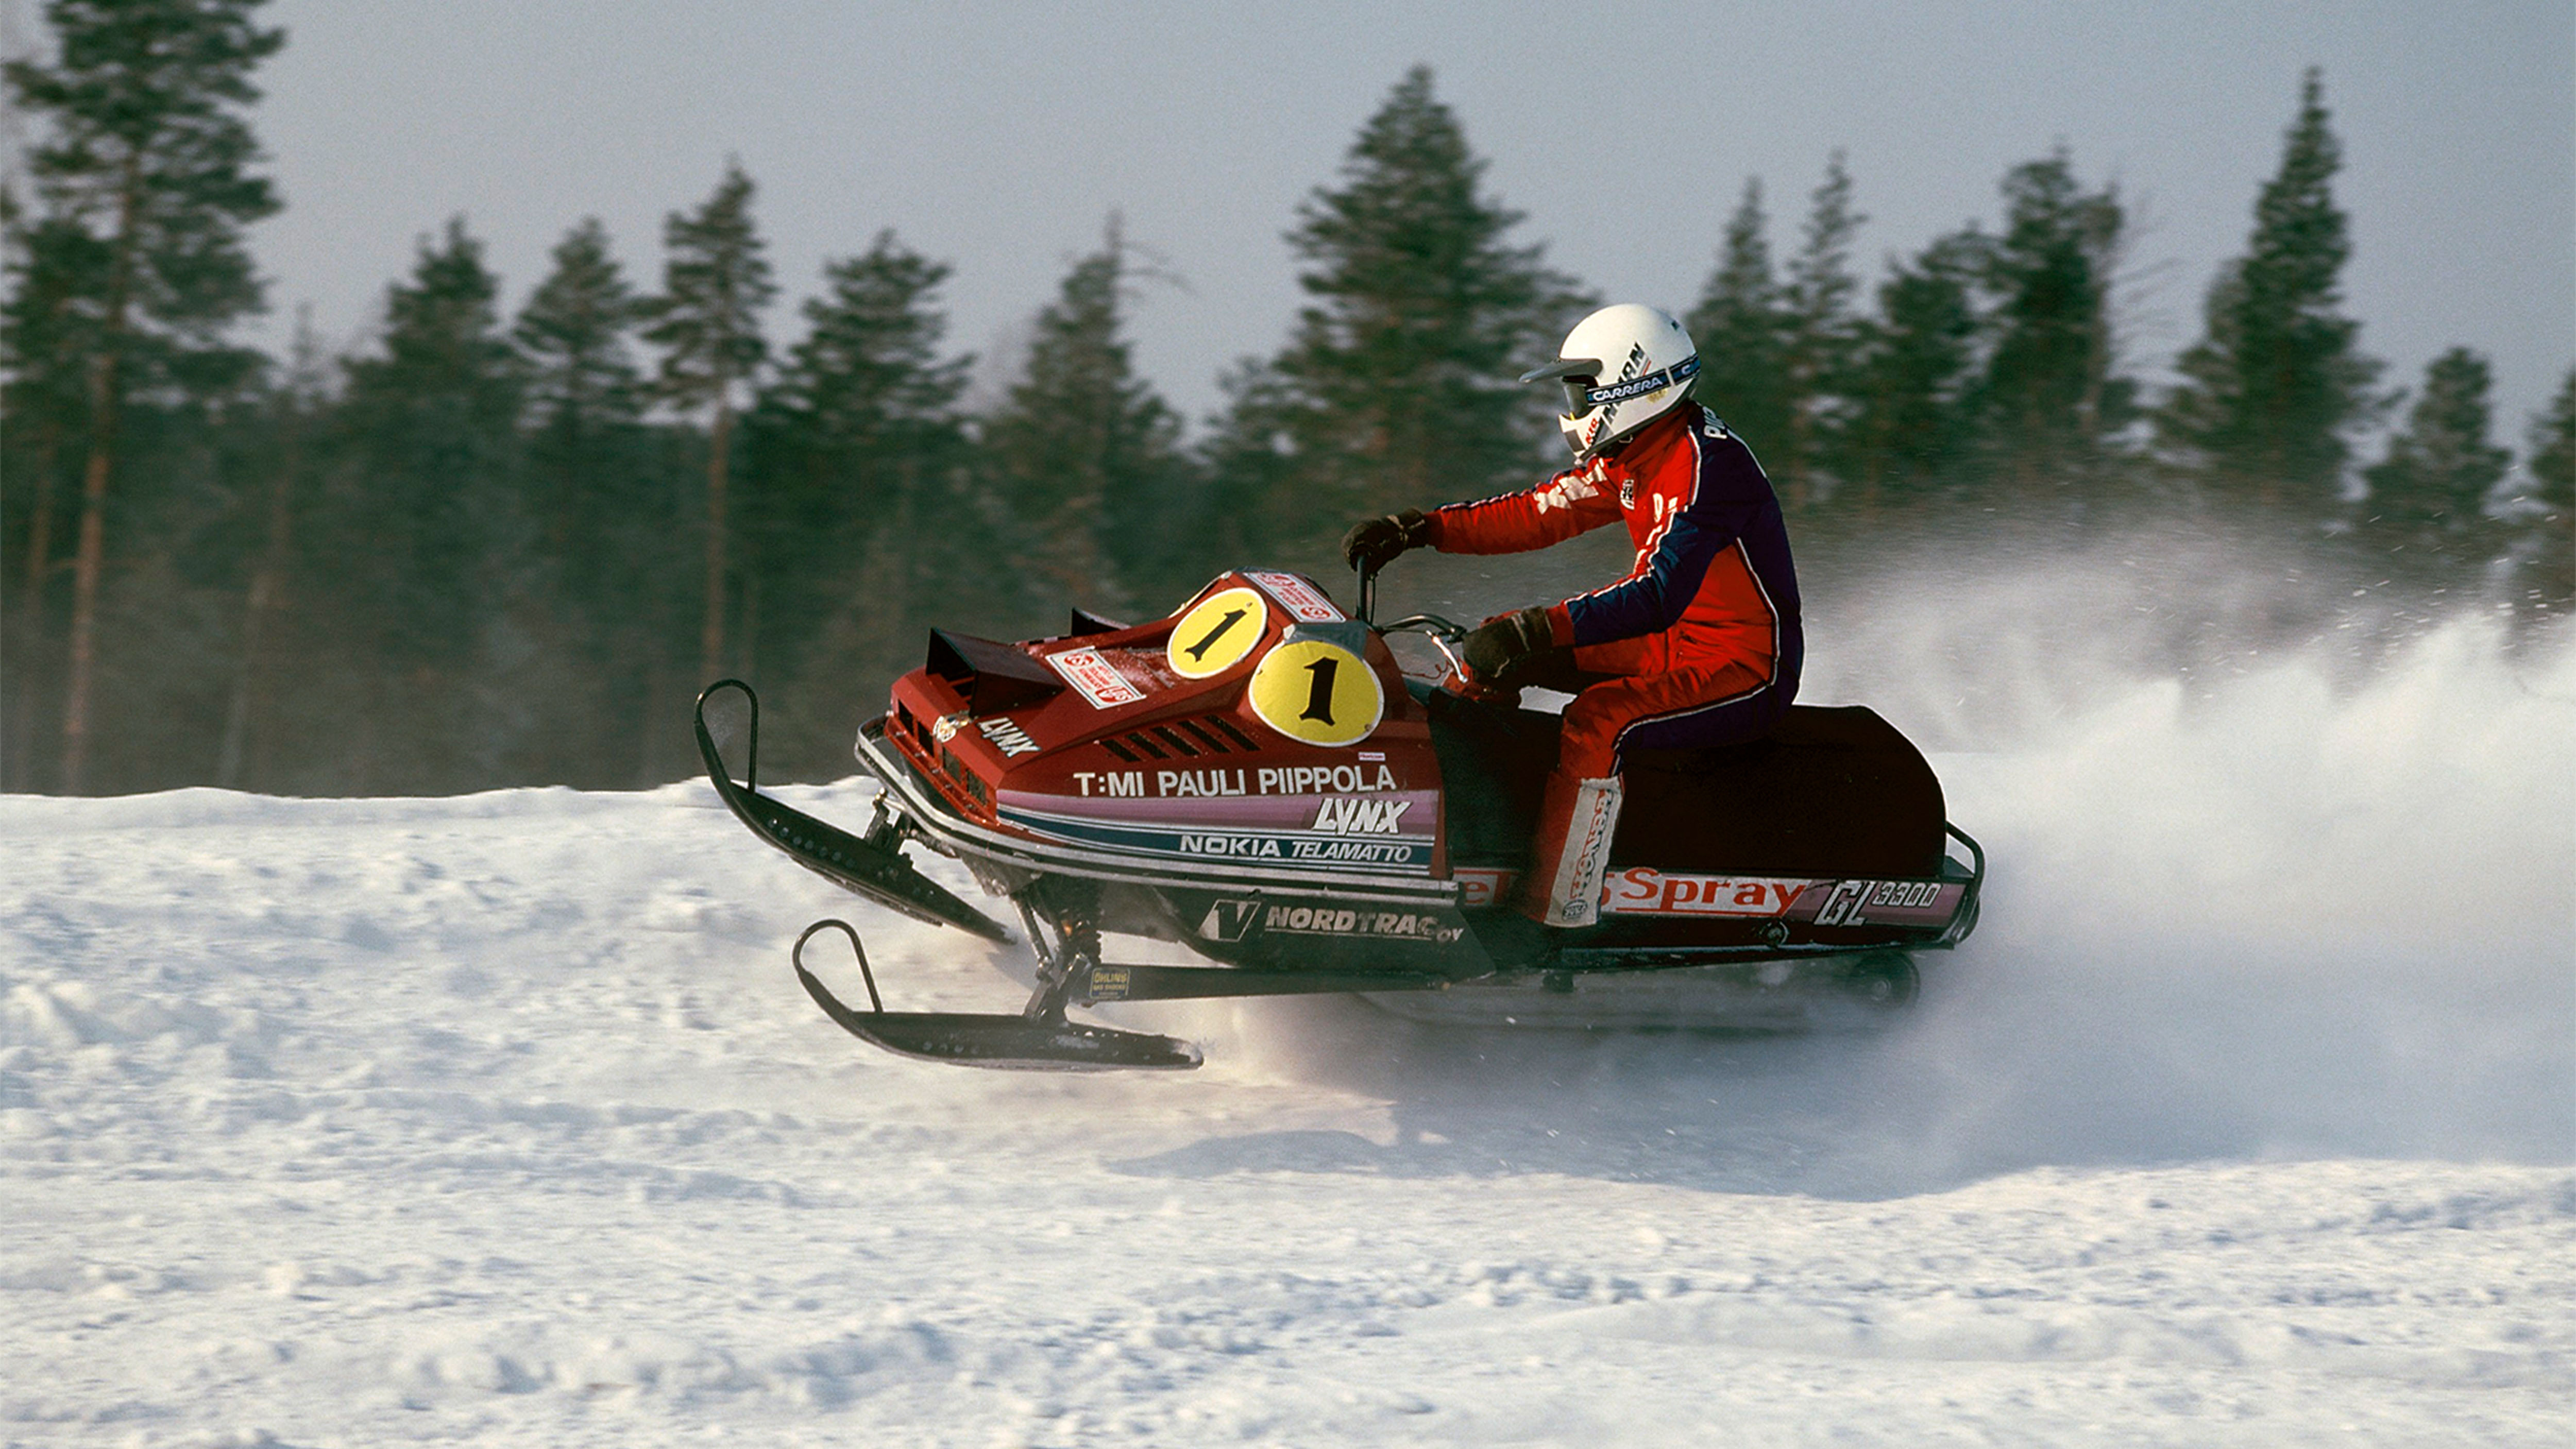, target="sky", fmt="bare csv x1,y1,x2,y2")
11,0,2573,449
